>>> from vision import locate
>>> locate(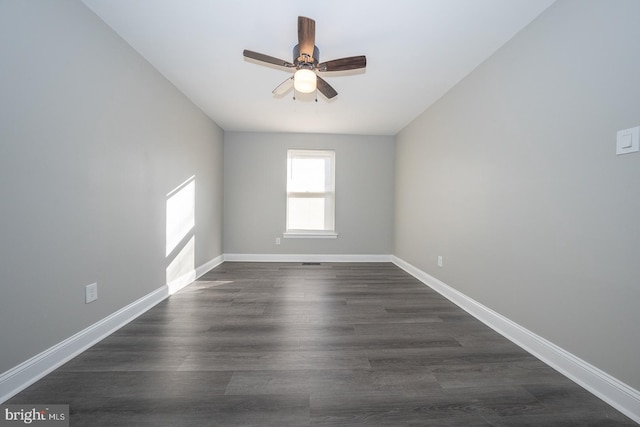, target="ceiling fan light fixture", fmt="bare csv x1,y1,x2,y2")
294,69,317,93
